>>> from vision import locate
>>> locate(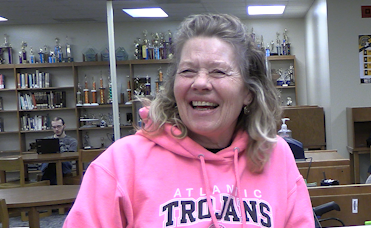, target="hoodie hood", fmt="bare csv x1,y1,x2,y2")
136,107,249,161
